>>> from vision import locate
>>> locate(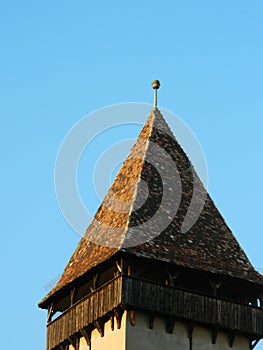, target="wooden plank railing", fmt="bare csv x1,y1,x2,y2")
122,276,263,337
47,276,122,350
47,275,263,350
